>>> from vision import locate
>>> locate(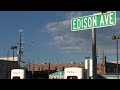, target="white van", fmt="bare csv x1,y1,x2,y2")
64,67,84,79
11,69,26,79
